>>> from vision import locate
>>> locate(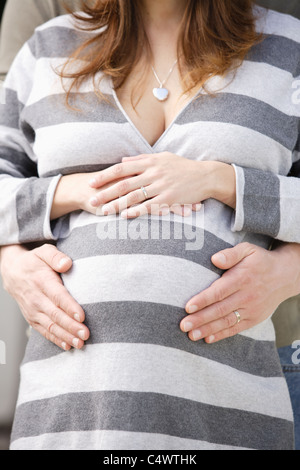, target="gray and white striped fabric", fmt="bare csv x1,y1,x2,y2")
1,6,299,449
